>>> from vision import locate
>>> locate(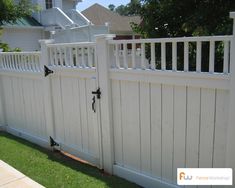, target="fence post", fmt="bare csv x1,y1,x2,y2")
226,12,235,185
39,39,55,148
95,34,115,174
